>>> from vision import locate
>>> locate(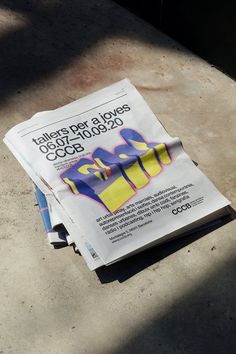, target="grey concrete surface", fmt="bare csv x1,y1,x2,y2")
0,1,236,353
